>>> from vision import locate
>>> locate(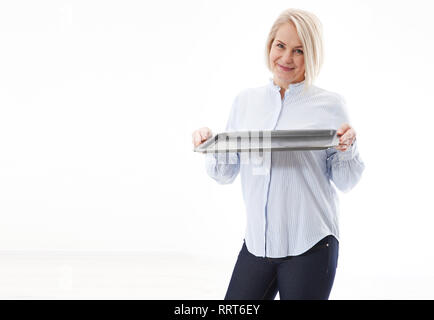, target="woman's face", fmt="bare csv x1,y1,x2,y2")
269,22,305,88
